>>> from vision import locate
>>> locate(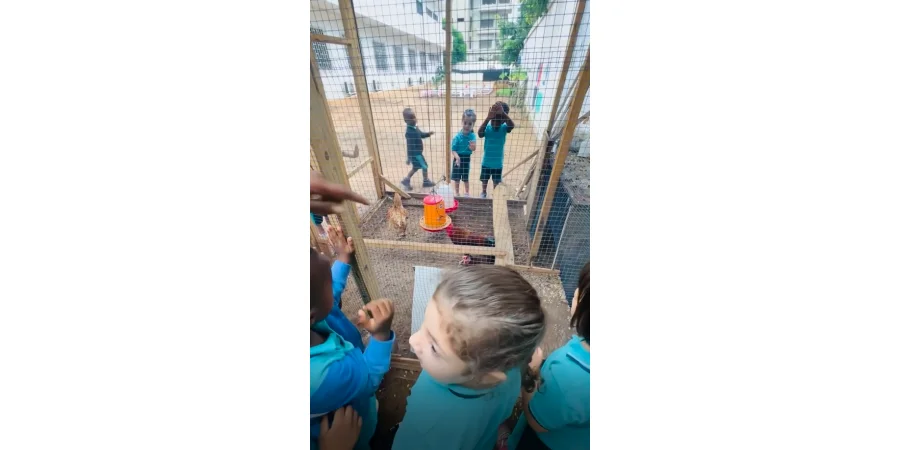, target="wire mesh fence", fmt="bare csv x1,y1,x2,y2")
310,0,590,355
